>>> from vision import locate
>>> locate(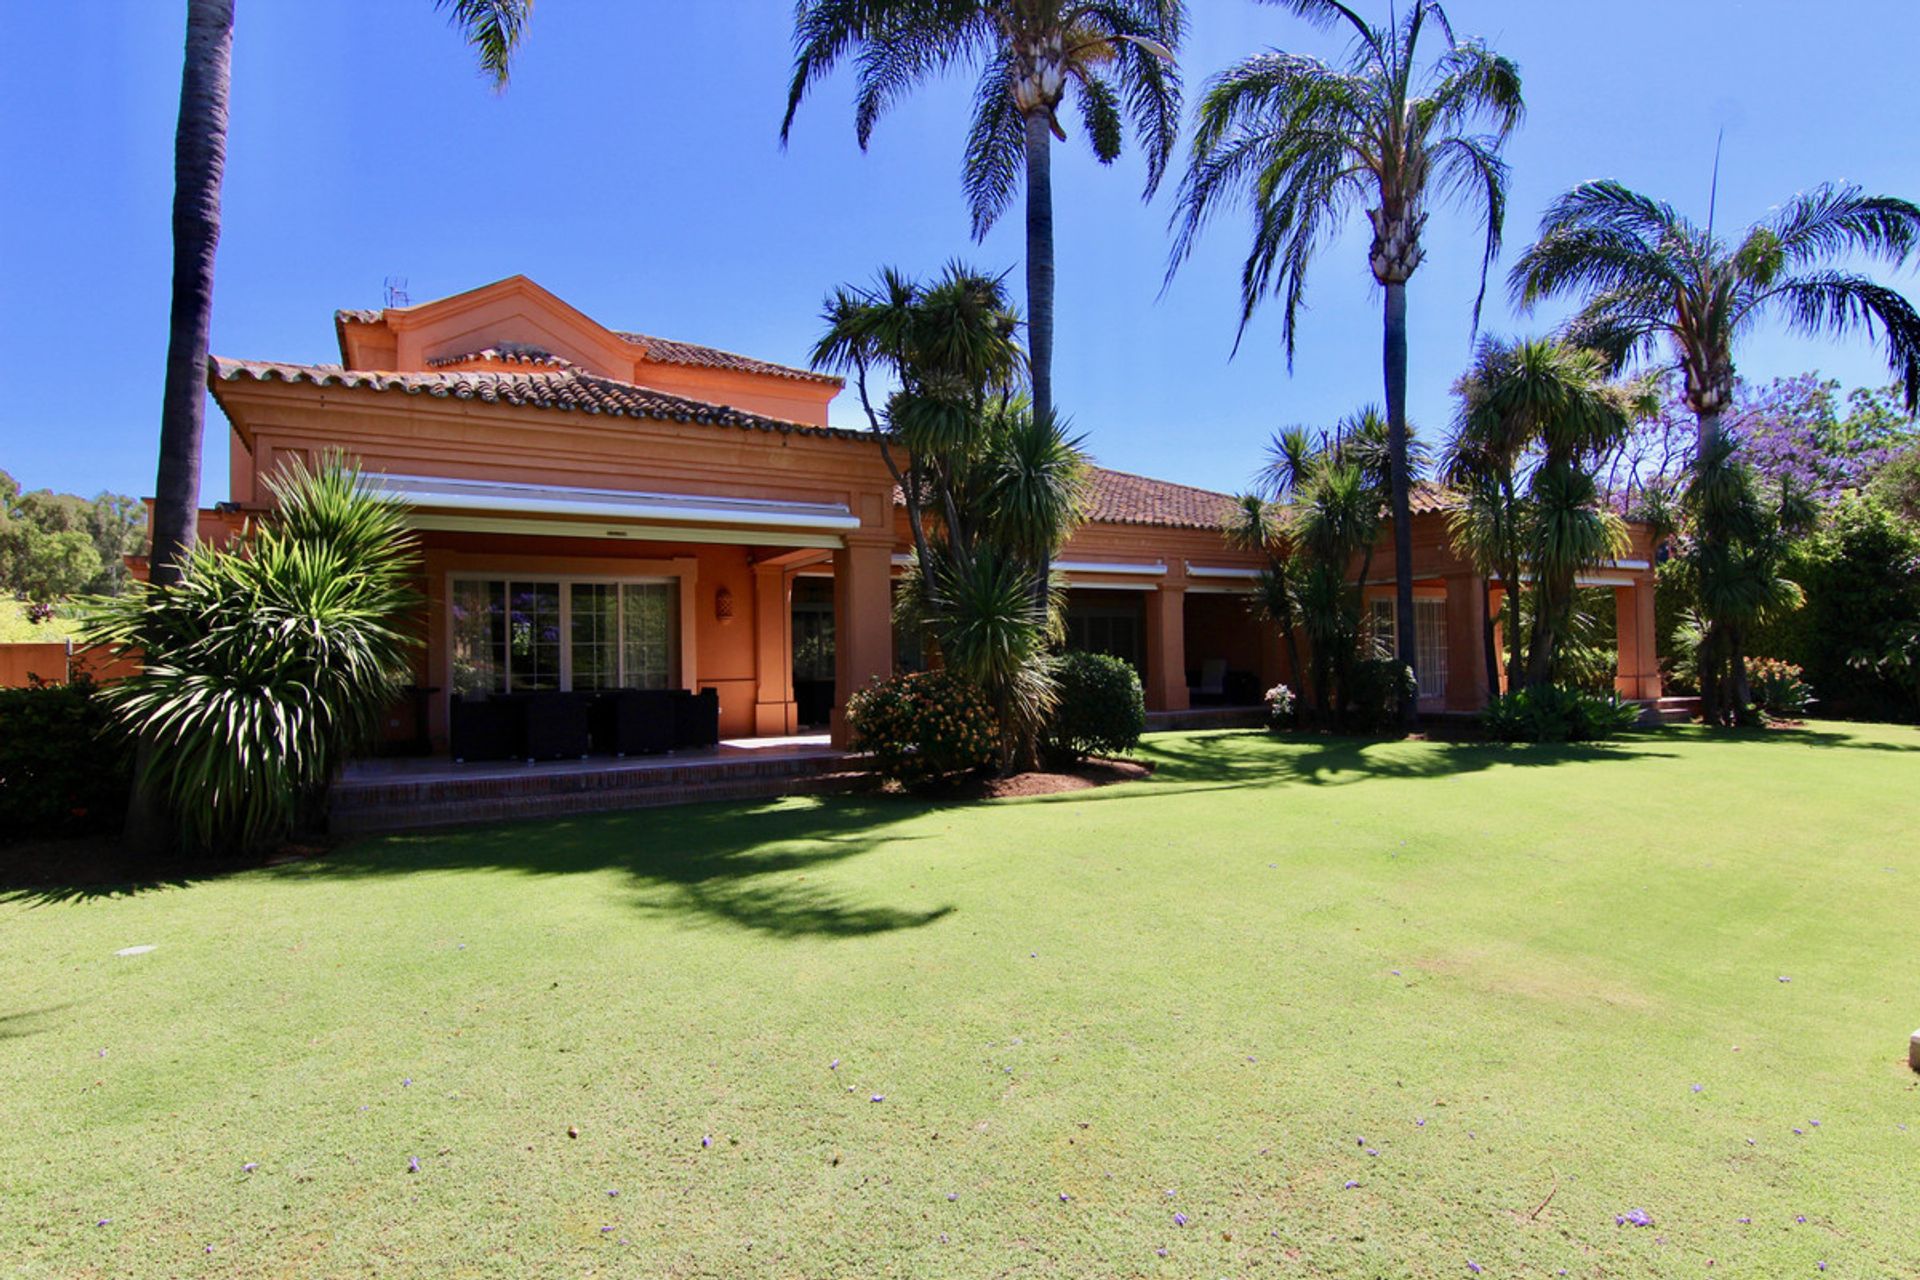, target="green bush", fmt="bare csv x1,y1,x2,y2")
1042,652,1145,764
1347,658,1417,732
847,669,998,788
1746,657,1815,720
0,677,131,840
1479,683,1643,743
1795,496,1920,722
82,456,420,853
